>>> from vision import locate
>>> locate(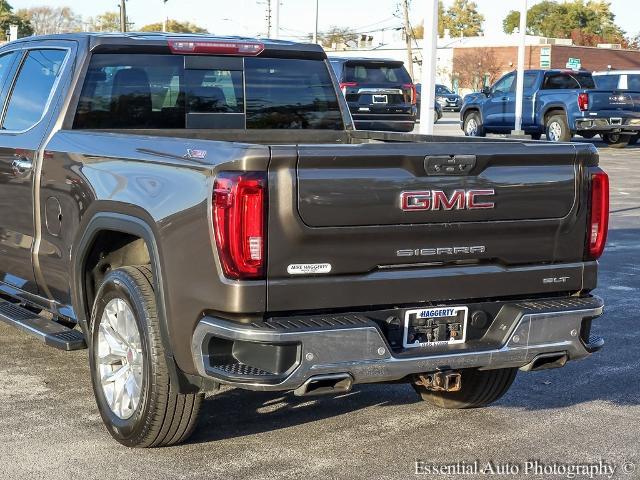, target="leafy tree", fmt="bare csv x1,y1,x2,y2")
140,19,207,34
86,11,121,32
503,0,626,46
413,0,482,39
17,6,81,35
0,0,33,40
313,26,358,48
443,0,484,37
